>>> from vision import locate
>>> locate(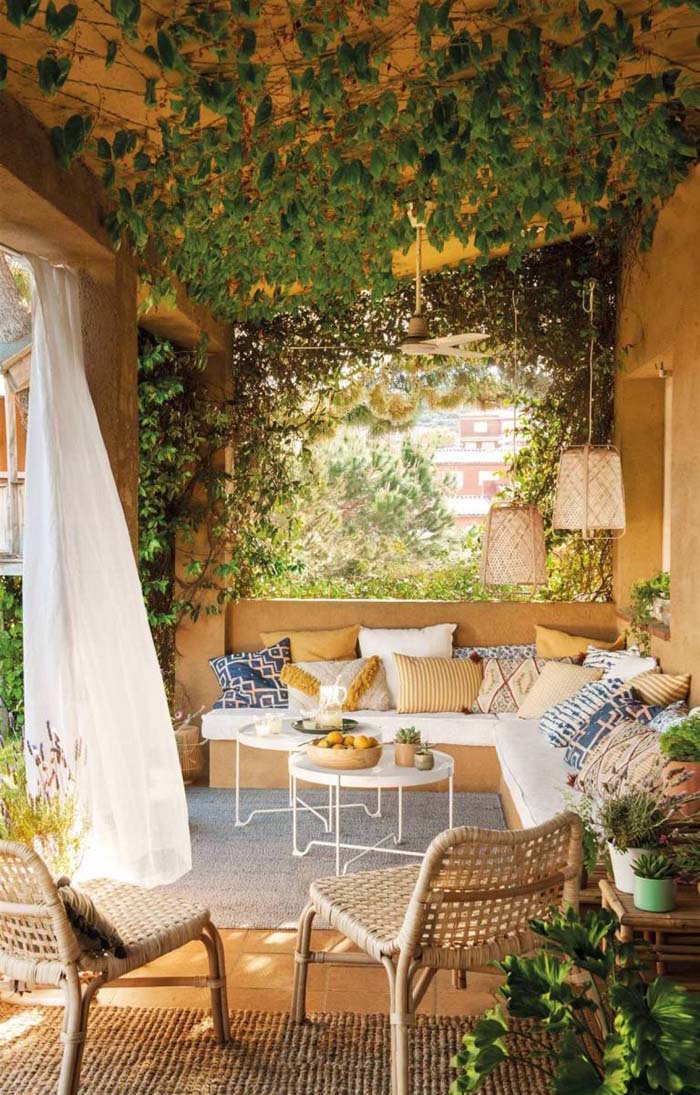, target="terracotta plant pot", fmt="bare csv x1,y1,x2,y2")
394,742,420,767
664,759,700,817
414,751,434,771
633,876,676,913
